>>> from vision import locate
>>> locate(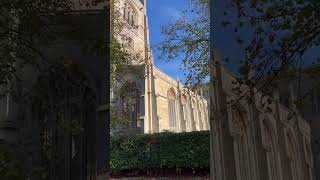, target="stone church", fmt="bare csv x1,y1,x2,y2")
112,2,315,179
111,0,209,134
